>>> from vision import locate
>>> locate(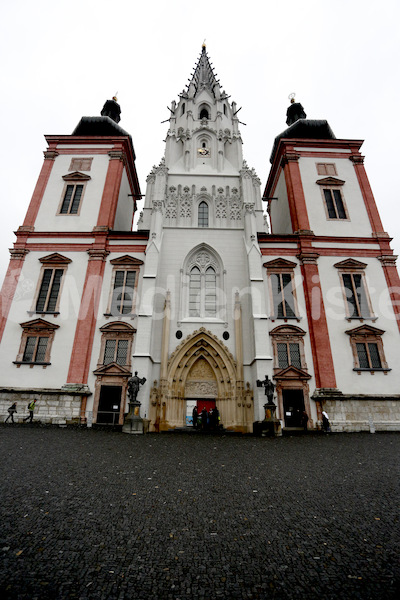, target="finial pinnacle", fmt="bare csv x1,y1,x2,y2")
202,39,206,49
288,92,296,104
